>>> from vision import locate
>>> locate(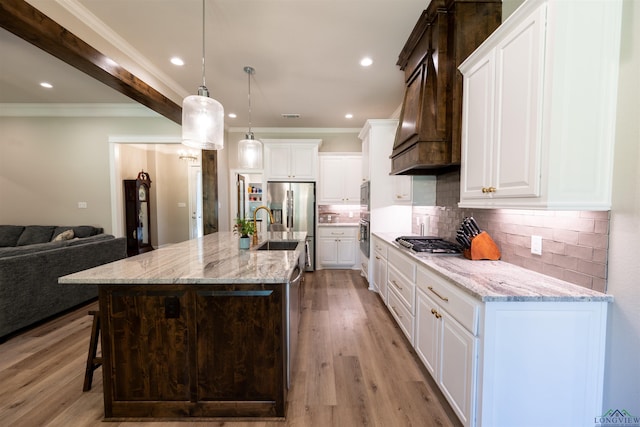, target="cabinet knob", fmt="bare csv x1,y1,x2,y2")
482,186,496,193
